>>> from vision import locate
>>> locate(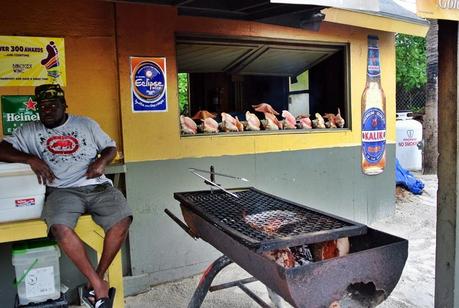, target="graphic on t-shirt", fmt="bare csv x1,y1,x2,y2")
46,135,79,154
38,130,92,165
